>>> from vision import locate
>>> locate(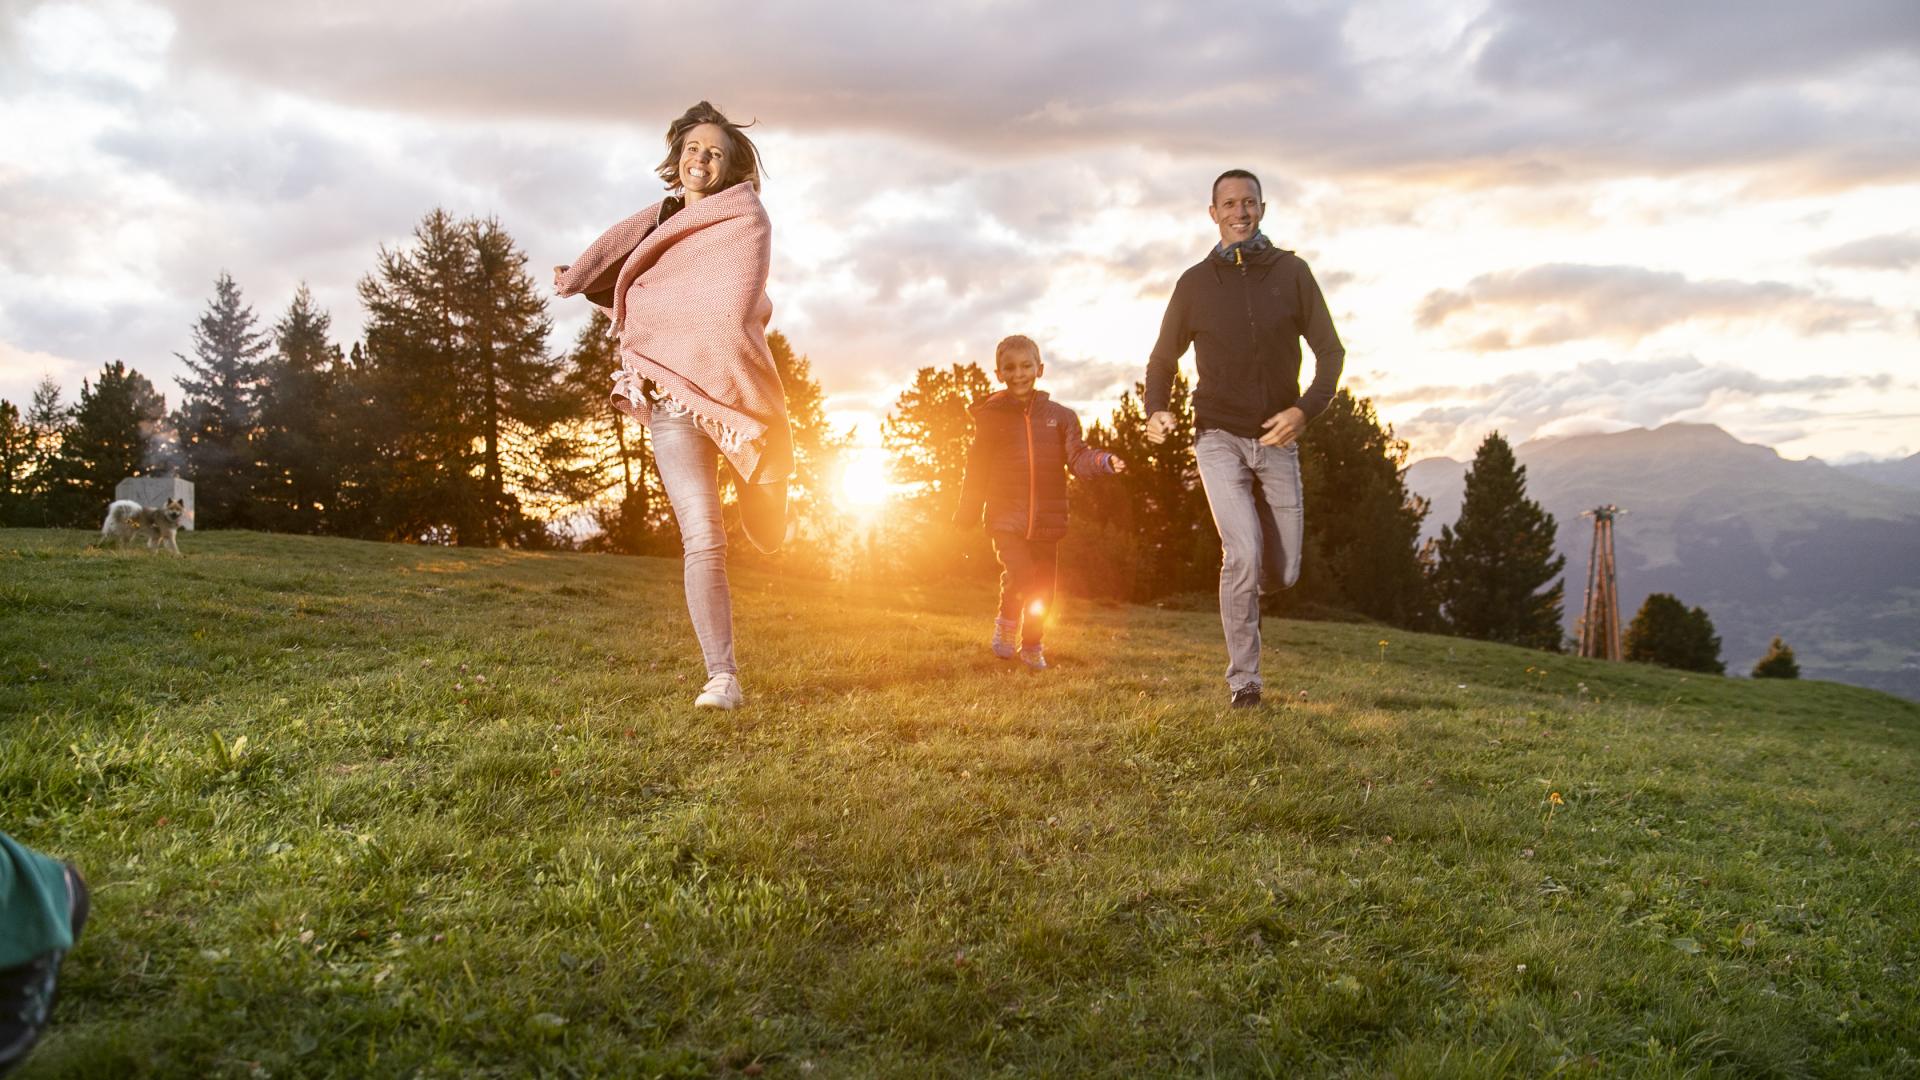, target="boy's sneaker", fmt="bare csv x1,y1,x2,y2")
0,865,88,1079
991,618,1019,660
1019,644,1048,671
694,673,743,710
1229,684,1262,709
